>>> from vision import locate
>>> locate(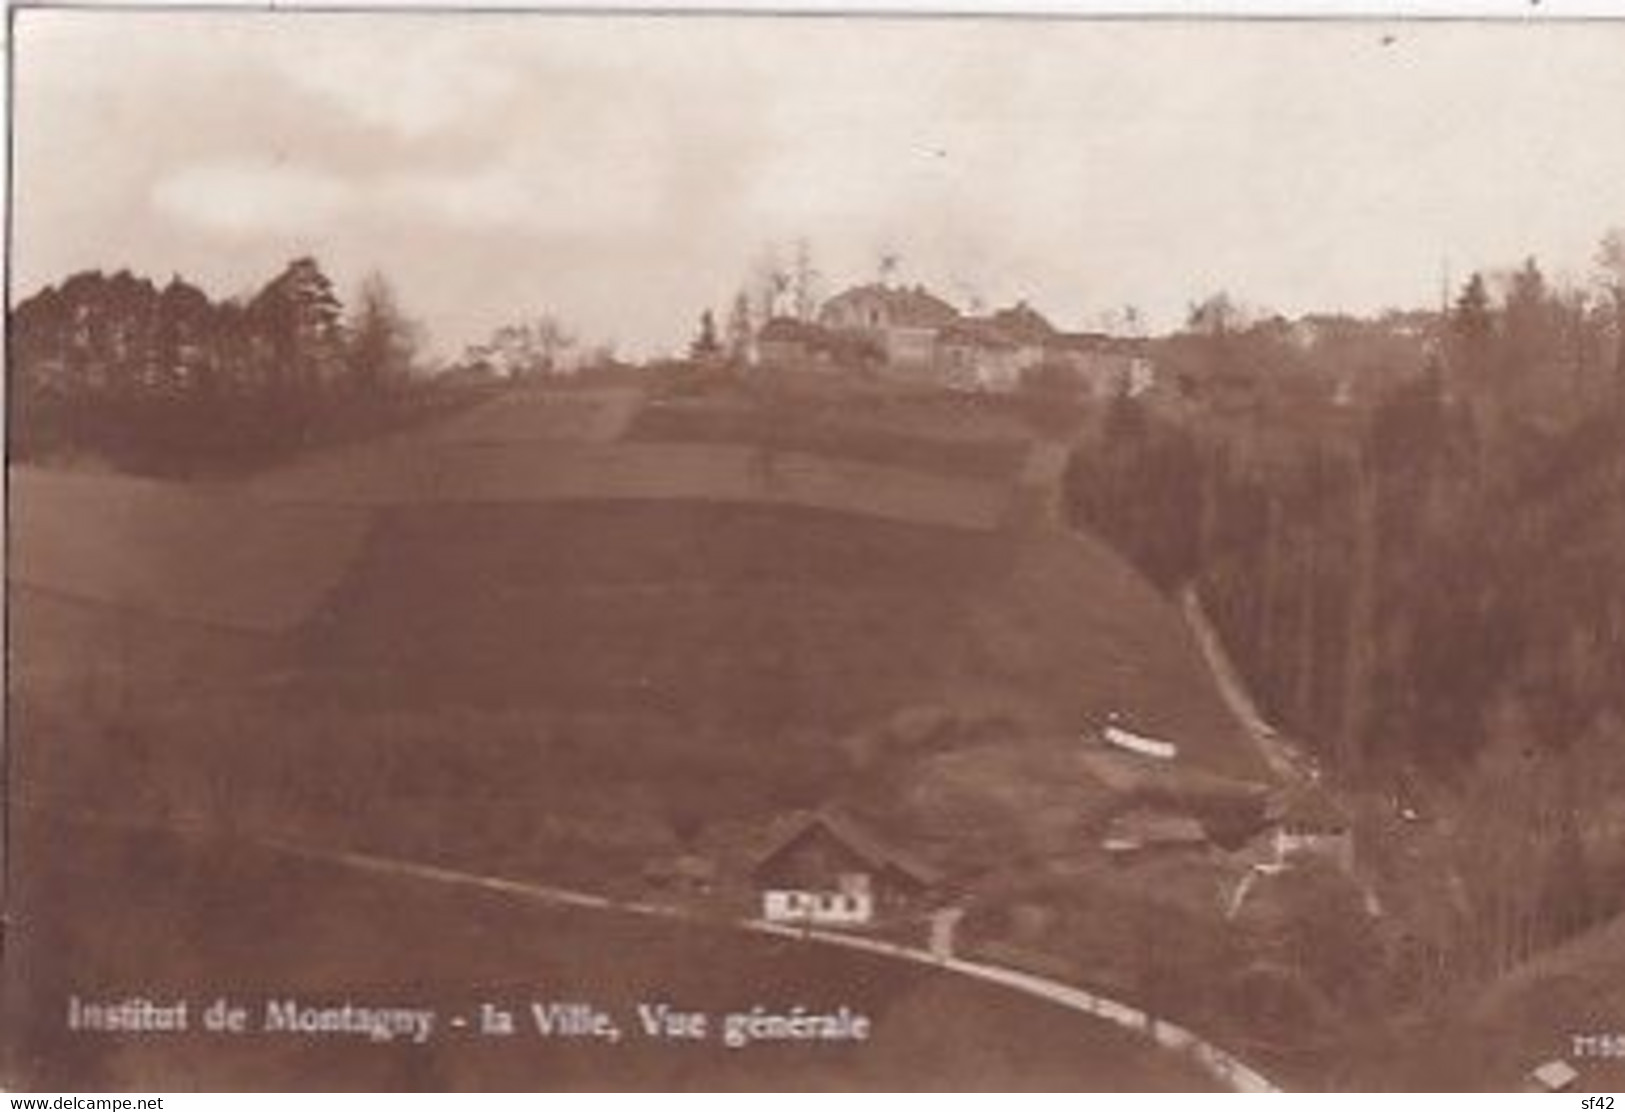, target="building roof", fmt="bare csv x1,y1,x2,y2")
989,302,1057,344
822,283,959,329
753,809,945,888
